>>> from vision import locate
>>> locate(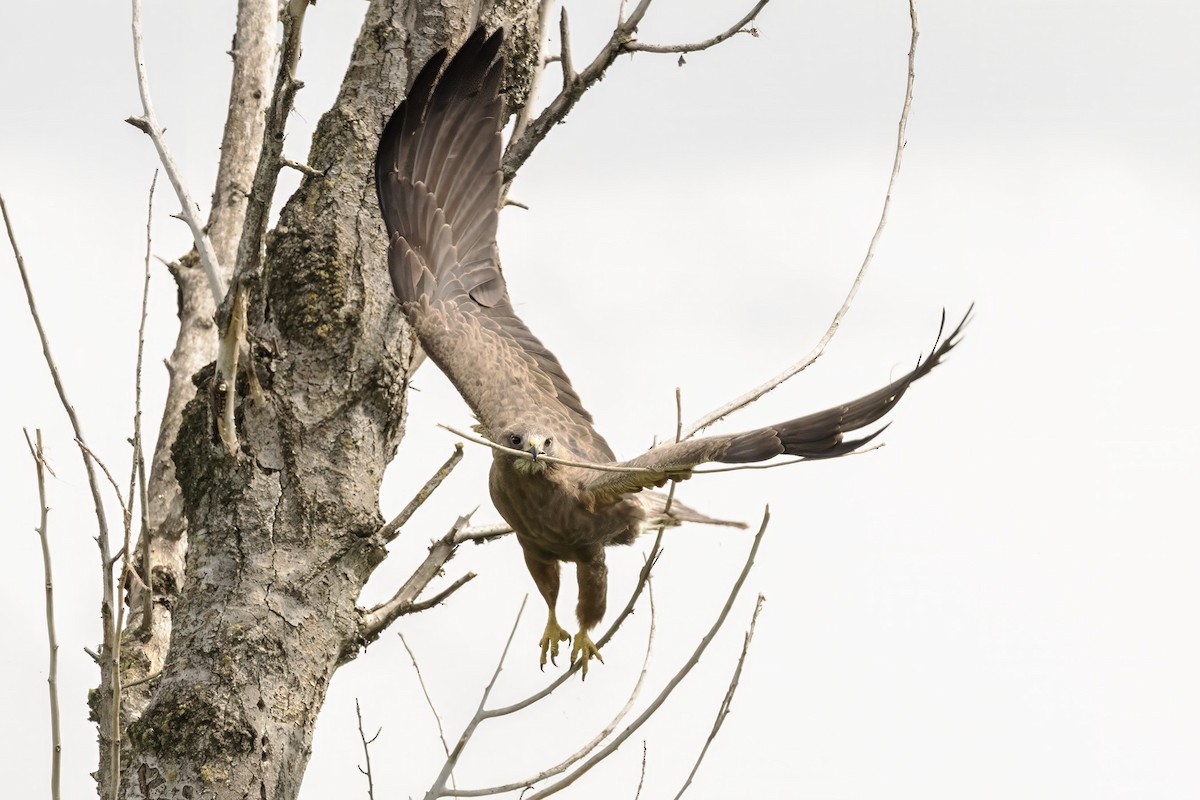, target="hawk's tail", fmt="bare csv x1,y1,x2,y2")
638,491,748,530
